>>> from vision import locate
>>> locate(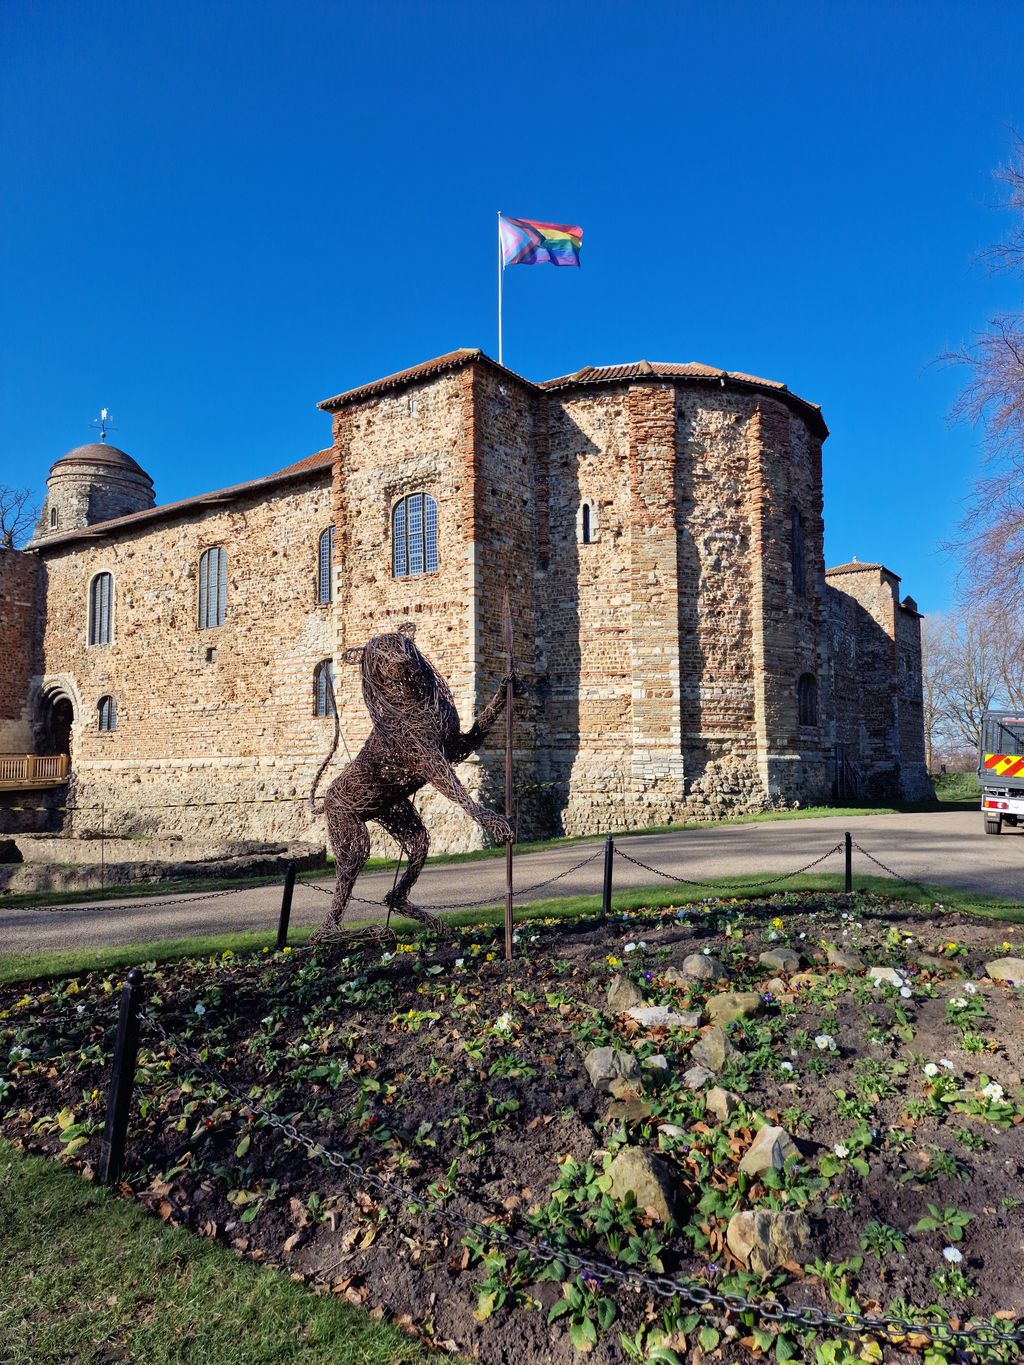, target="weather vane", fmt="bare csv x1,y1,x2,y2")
90,408,116,443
